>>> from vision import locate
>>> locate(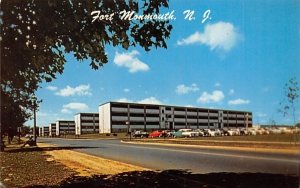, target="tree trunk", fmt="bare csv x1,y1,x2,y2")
0,135,4,152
